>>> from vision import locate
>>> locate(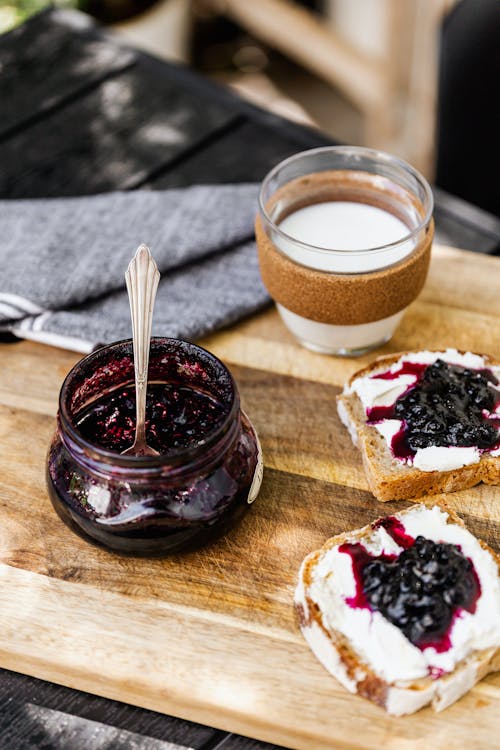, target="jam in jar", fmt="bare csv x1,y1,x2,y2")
47,338,262,554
